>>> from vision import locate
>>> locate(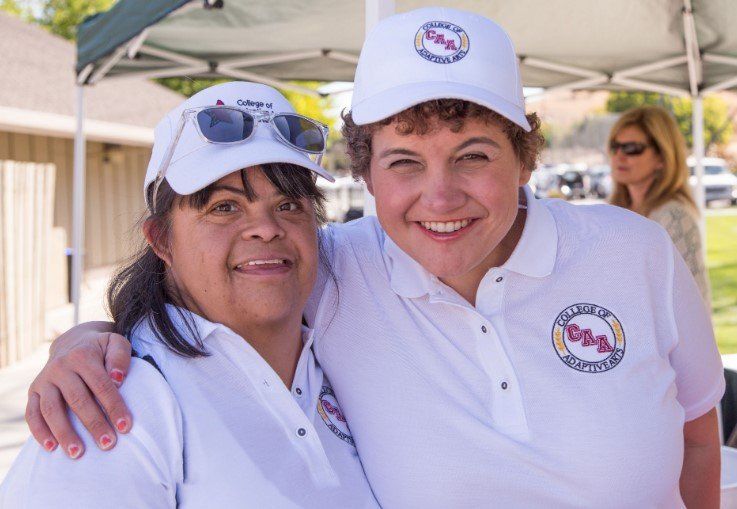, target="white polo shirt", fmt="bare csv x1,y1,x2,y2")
0,307,379,509
309,187,725,509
